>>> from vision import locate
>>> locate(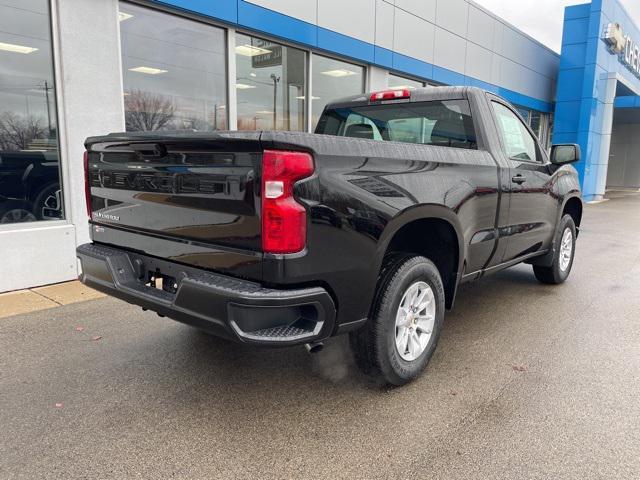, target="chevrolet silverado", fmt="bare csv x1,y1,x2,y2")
77,87,583,385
